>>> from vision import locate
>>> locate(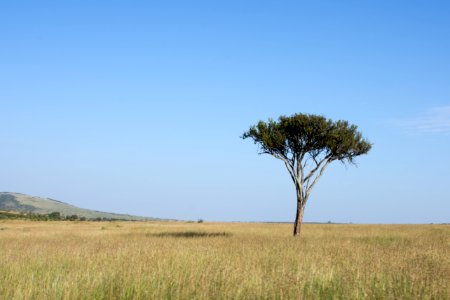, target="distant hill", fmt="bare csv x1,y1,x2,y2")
0,192,158,221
